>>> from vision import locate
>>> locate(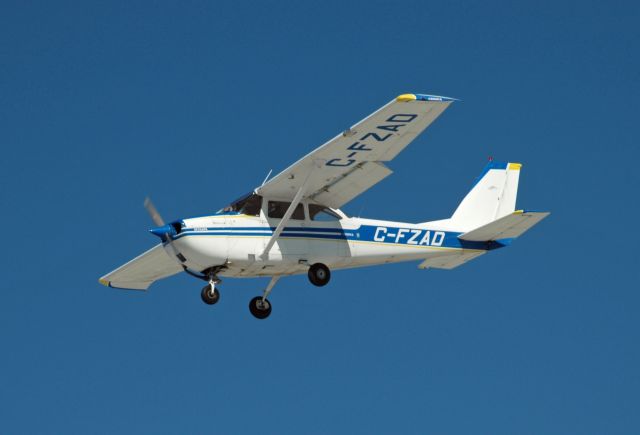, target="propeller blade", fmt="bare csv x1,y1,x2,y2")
144,197,165,227
144,197,186,264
